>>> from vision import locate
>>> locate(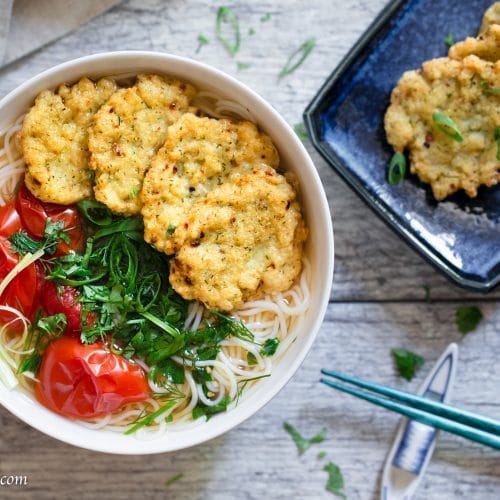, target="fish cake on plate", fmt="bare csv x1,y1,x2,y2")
141,113,279,255
20,77,117,205
88,74,196,215
480,2,500,33
384,55,500,200
449,23,500,62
